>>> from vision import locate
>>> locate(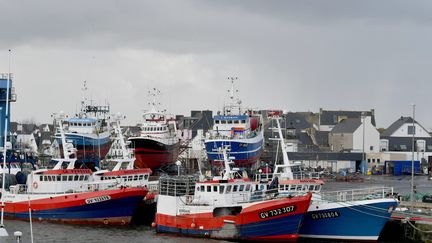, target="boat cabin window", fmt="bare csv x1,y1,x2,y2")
226,185,232,193
219,185,225,194
221,120,226,124
213,185,218,192
246,184,251,191
207,185,211,192
239,185,244,192
200,185,205,192
144,175,148,180
57,175,61,181
40,176,43,181
233,185,238,192
315,185,320,191
309,185,314,191
296,185,302,190
215,120,220,124
241,120,246,123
